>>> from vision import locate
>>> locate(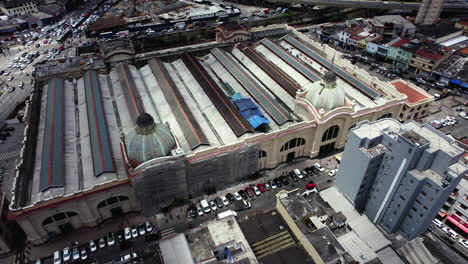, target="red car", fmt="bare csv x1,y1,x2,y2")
257,183,266,193
245,187,254,197
306,182,317,190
